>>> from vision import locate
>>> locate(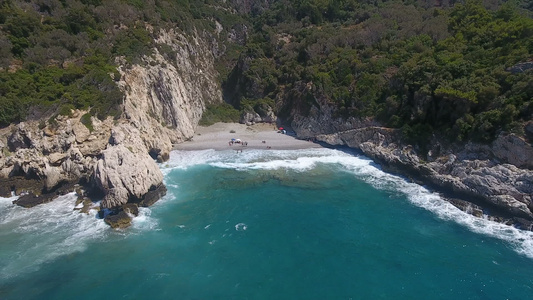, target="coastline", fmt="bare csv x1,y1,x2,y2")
173,122,323,151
